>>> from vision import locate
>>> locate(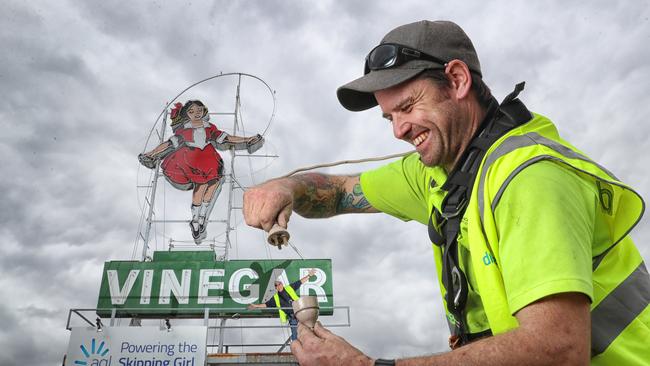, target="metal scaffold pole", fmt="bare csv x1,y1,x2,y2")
134,72,276,261
217,74,243,353
131,73,281,357
139,109,169,261
223,74,241,261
